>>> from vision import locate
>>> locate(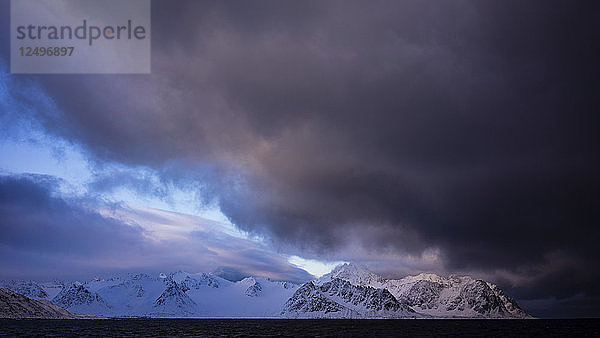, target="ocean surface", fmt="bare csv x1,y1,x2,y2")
1,319,599,337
